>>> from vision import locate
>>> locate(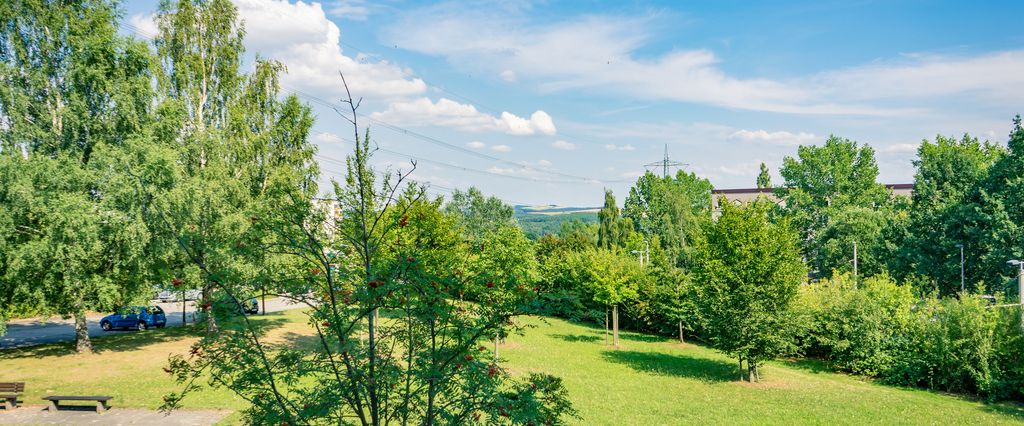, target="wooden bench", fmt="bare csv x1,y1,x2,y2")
42,395,112,413
0,382,24,410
